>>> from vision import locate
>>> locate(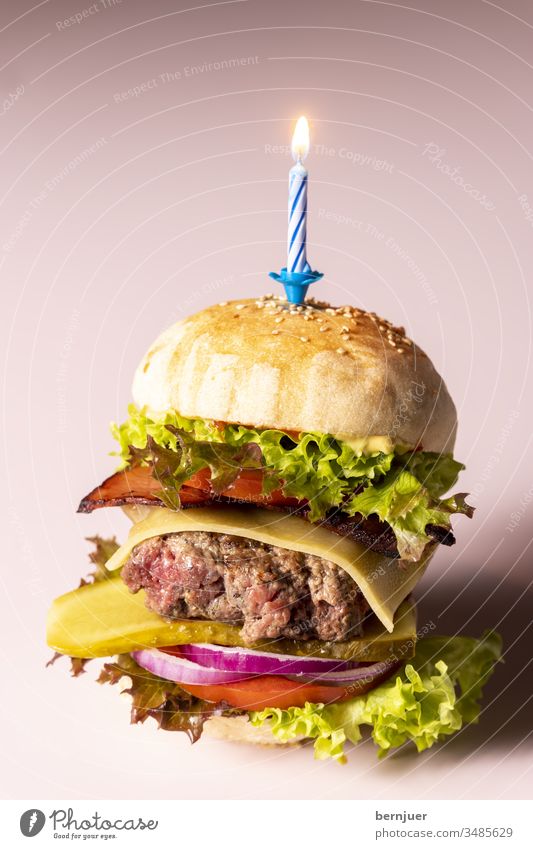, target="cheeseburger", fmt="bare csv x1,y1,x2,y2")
47,296,500,761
